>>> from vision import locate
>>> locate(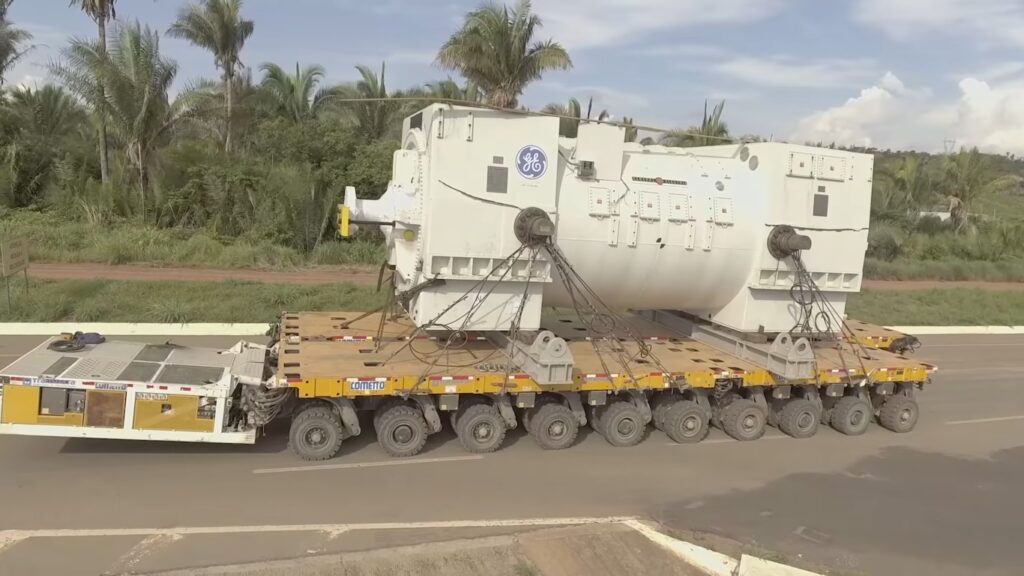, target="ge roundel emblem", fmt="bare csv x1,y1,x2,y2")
516,145,548,180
